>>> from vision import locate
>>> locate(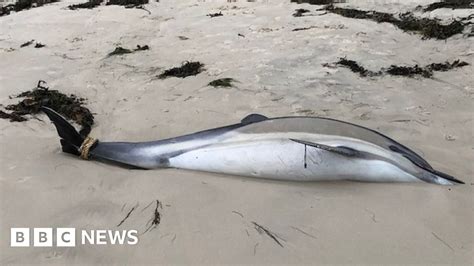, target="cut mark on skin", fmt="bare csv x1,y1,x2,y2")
290,138,359,157
304,144,307,168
